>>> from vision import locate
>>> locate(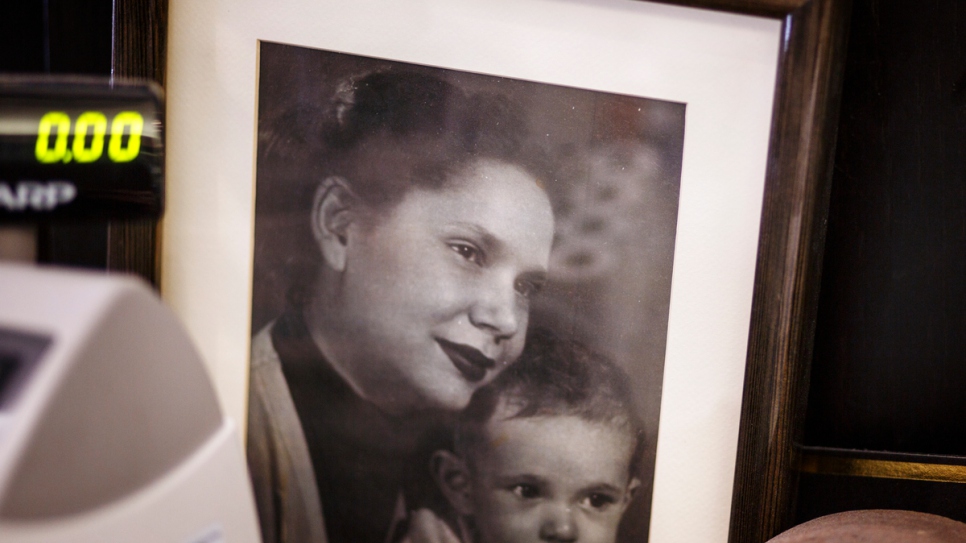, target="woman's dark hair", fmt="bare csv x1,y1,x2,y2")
262,69,545,307
323,70,538,208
